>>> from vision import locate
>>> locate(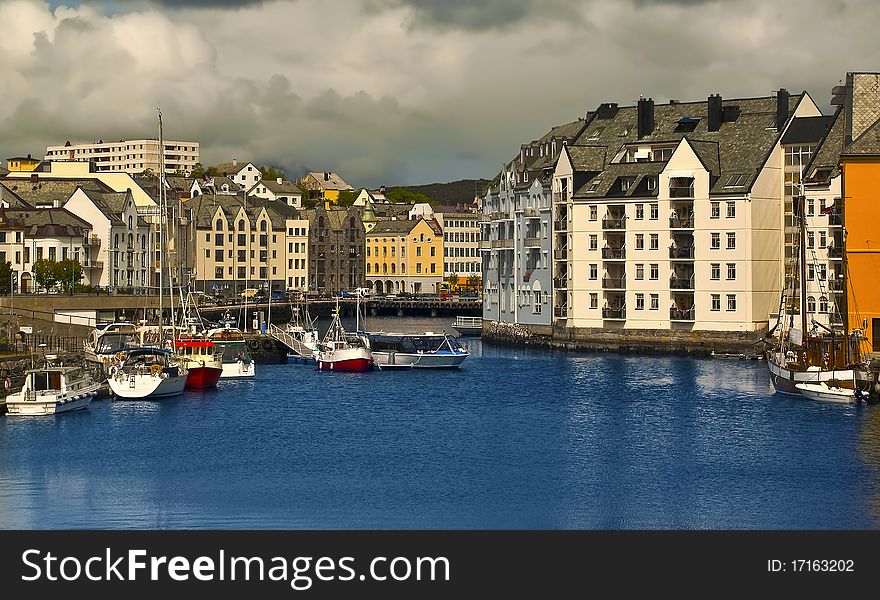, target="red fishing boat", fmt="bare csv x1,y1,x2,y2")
314,302,373,373
175,336,223,389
